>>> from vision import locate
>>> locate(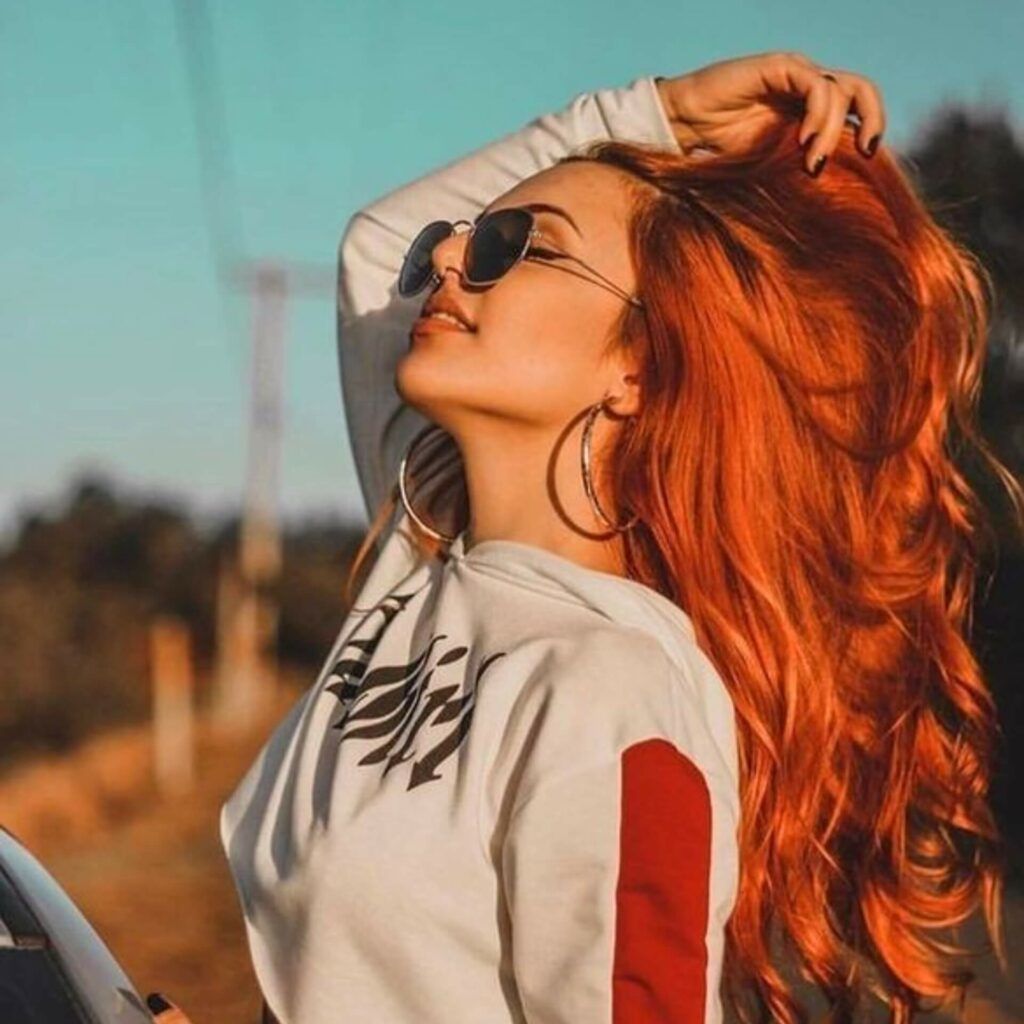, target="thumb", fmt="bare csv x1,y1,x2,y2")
146,992,193,1024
